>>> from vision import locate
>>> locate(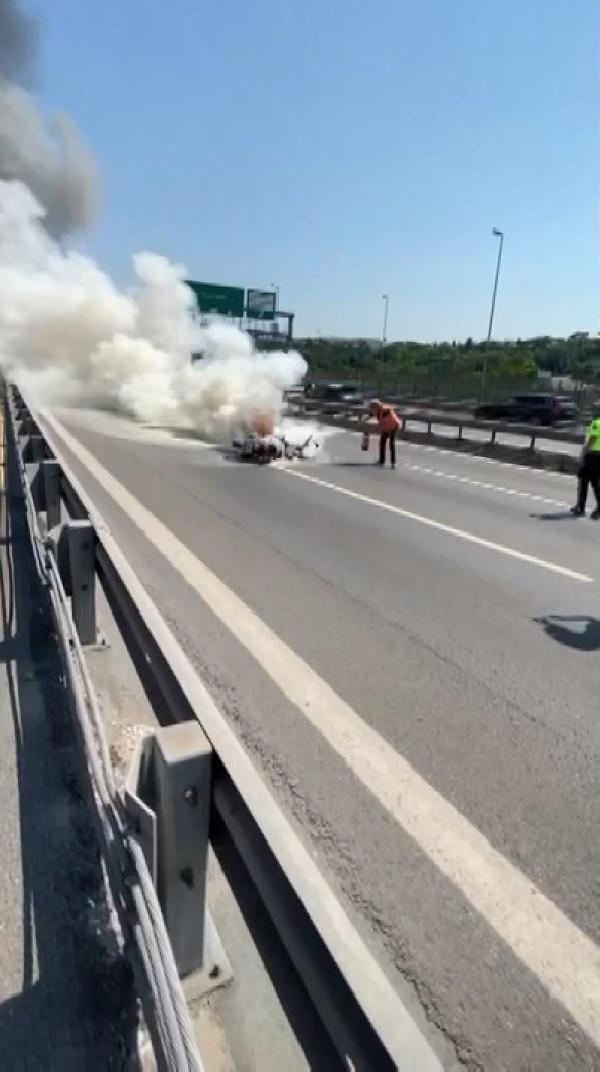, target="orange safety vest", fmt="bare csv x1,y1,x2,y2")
377,405,400,434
